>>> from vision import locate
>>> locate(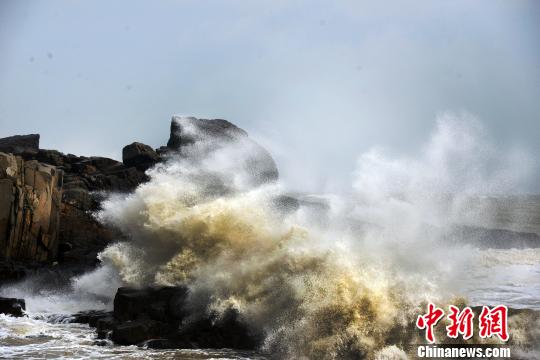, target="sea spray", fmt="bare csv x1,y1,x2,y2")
91,114,532,358
2,114,535,358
